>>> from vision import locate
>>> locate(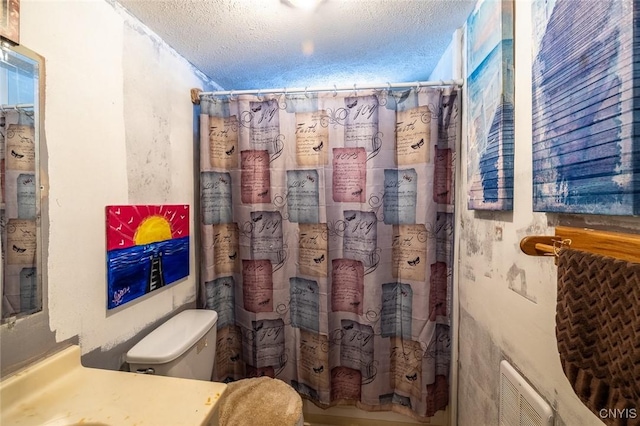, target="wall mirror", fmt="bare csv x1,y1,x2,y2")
0,41,44,324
